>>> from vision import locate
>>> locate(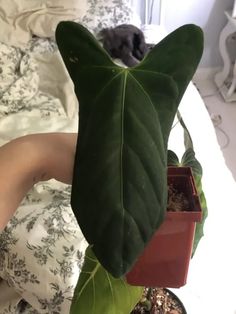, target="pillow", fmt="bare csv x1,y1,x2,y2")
0,0,87,47
22,0,88,39
0,0,139,47
79,0,138,35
